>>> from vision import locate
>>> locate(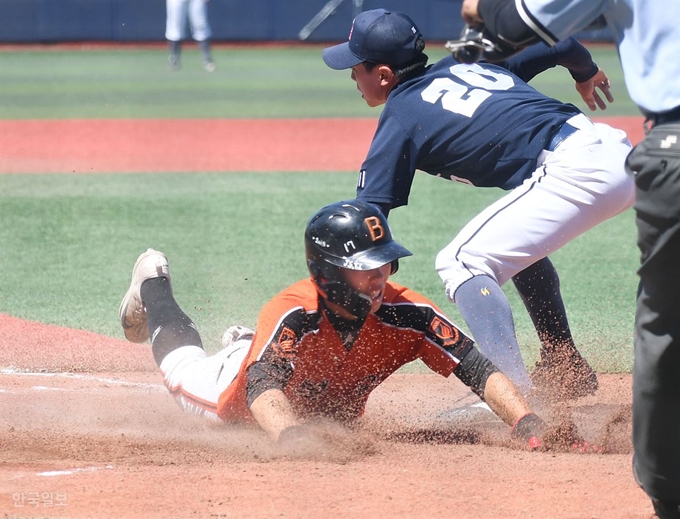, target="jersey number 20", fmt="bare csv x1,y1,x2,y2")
420,64,515,117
